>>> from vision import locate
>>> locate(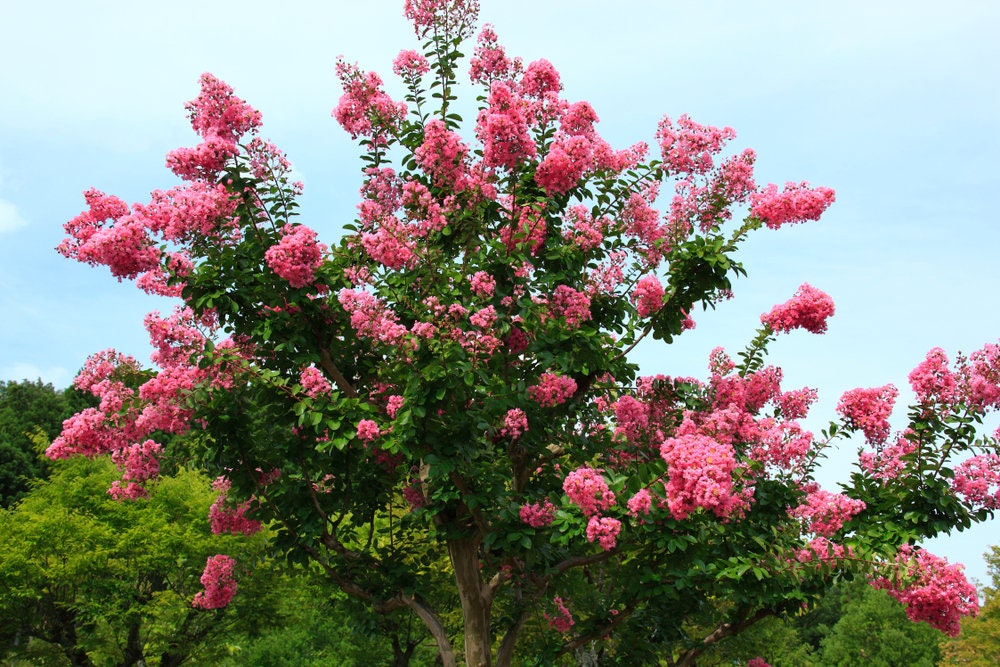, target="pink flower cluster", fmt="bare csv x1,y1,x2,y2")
500,408,528,440
527,372,577,408
837,384,898,445
357,419,382,442
192,554,238,609
794,536,851,564
965,342,1000,410
300,366,332,398
333,60,407,141
562,466,616,517
264,224,326,289
626,489,653,517
660,434,738,520
58,189,160,281
209,477,263,536
415,119,470,188
519,499,555,528
469,24,521,85
952,454,1000,510
586,515,622,551
544,596,575,633
656,114,736,175
872,545,978,637
632,274,665,318
760,283,835,335
859,432,918,481
166,73,261,180
392,49,430,80
789,484,866,537
549,285,592,328
750,181,836,230
908,347,958,405
476,82,535,170
403,0,479,39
